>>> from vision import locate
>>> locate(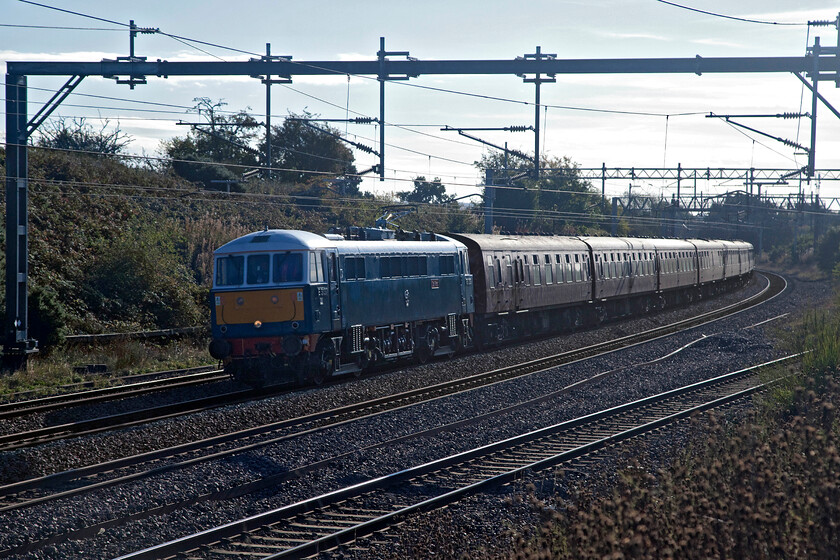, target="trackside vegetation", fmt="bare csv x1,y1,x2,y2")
0,141,482,391
498,293,840,560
